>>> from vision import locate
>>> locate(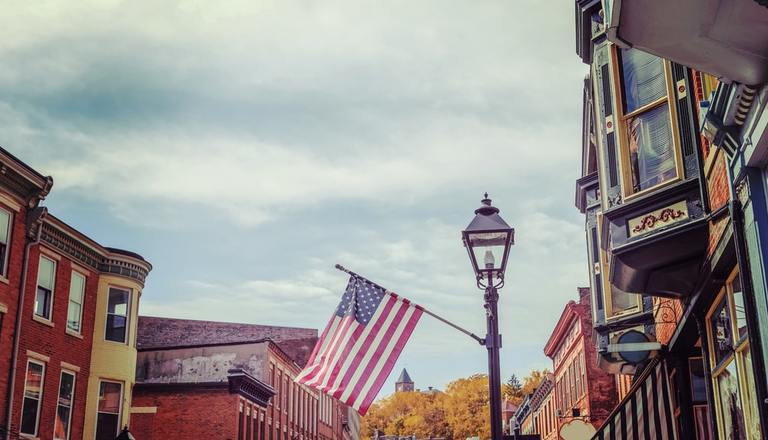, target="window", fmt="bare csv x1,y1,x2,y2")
0,208,11,277
105,287,130,343
95,381,122,440
610,47,682,197
35,256,56,320
67,272,86,333
54,371,76,440
689,357,714,440
20,360,45,436
706,269,762,440
596,213,641,319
